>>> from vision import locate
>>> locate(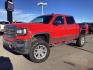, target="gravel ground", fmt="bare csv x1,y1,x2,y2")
0,35,93,70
